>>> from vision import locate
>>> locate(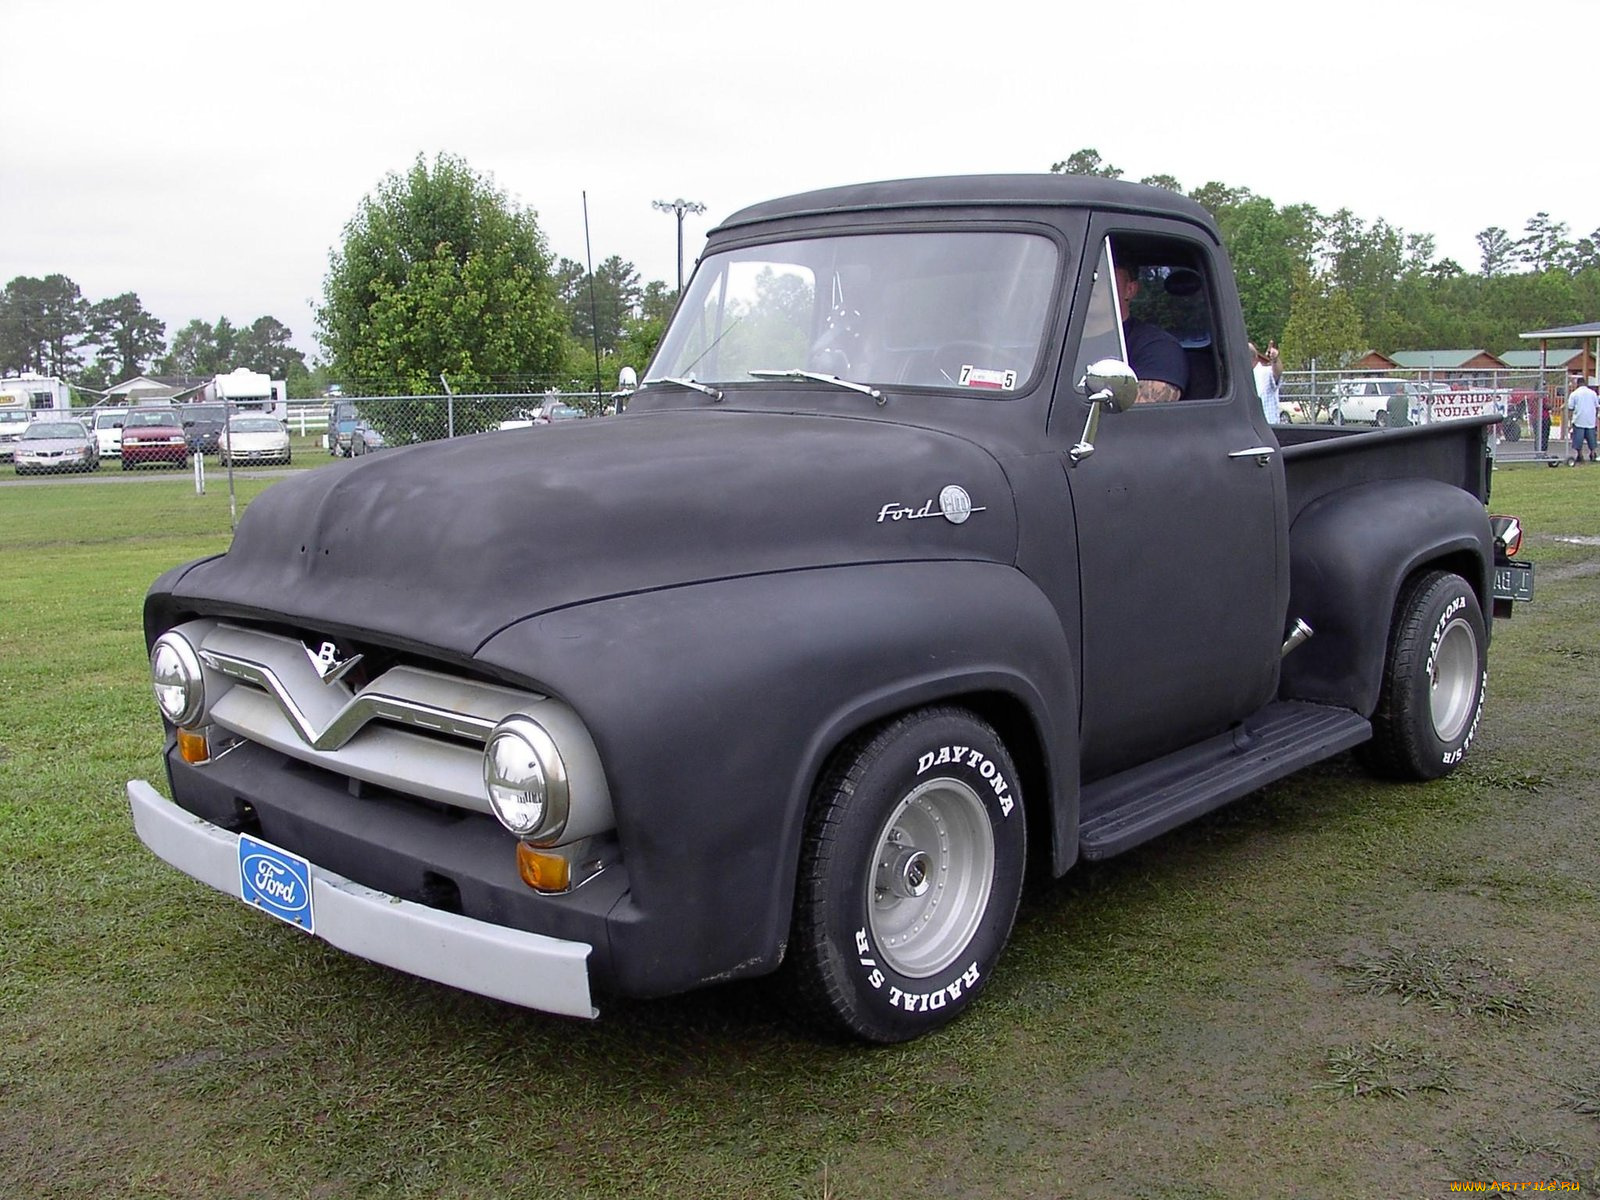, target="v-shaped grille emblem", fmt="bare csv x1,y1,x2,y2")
305,640,363,685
